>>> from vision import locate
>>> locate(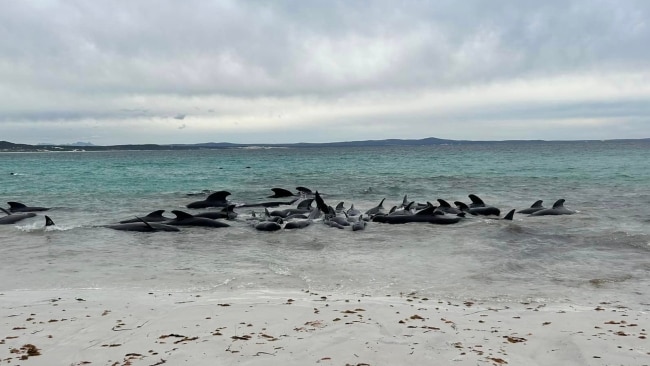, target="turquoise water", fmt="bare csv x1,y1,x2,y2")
1,141,648,306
